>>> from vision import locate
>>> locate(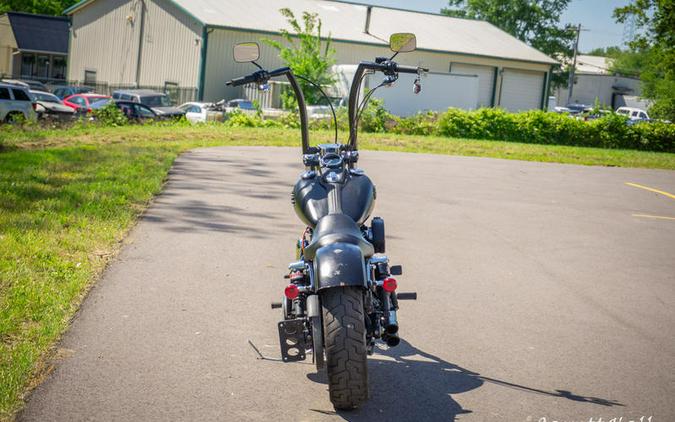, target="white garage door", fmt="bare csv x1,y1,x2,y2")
500,69,545,112
451,63,496,107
